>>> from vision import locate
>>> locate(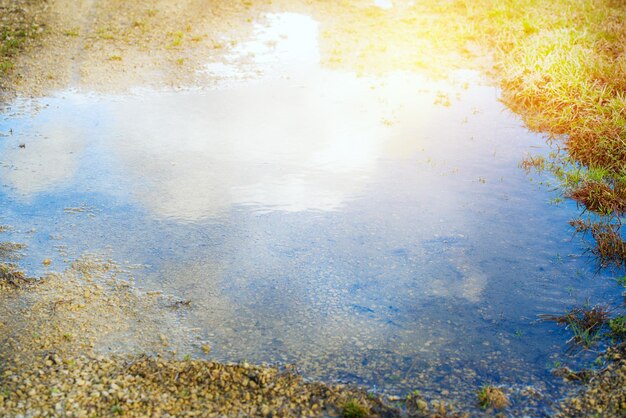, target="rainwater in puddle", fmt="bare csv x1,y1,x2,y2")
0,12,622,415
